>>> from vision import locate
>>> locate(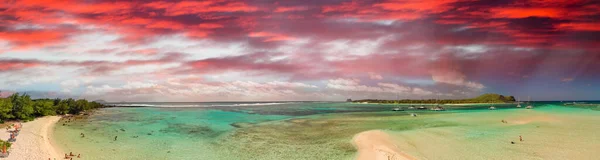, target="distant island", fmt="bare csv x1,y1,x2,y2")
353,93,516,104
